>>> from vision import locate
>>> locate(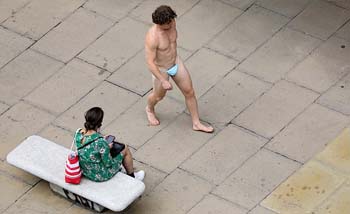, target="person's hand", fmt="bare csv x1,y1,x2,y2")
108,143,113,148
161,80,172,90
